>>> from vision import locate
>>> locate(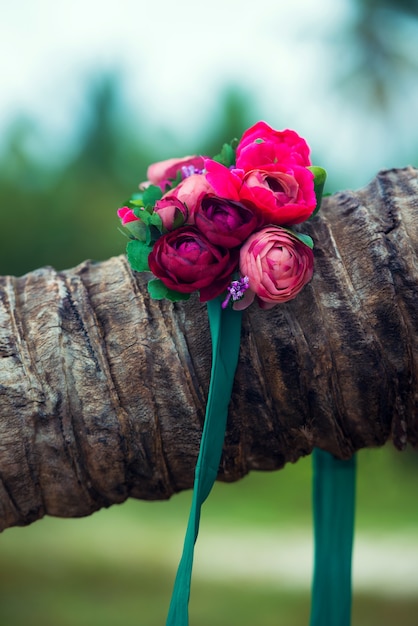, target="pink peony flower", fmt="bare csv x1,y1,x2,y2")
194,195,260,248
154,196,188,231
235,121,311,170
240,164,316,226
147,155,205,191
148,227,238,302
238,226,314,309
